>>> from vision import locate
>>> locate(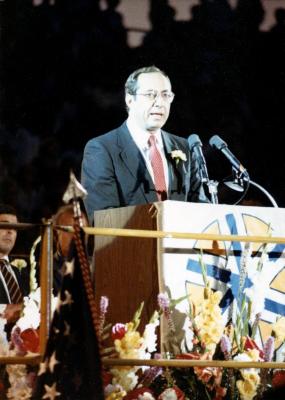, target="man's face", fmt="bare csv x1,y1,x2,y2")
126,72,173,132
0,214,17,258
